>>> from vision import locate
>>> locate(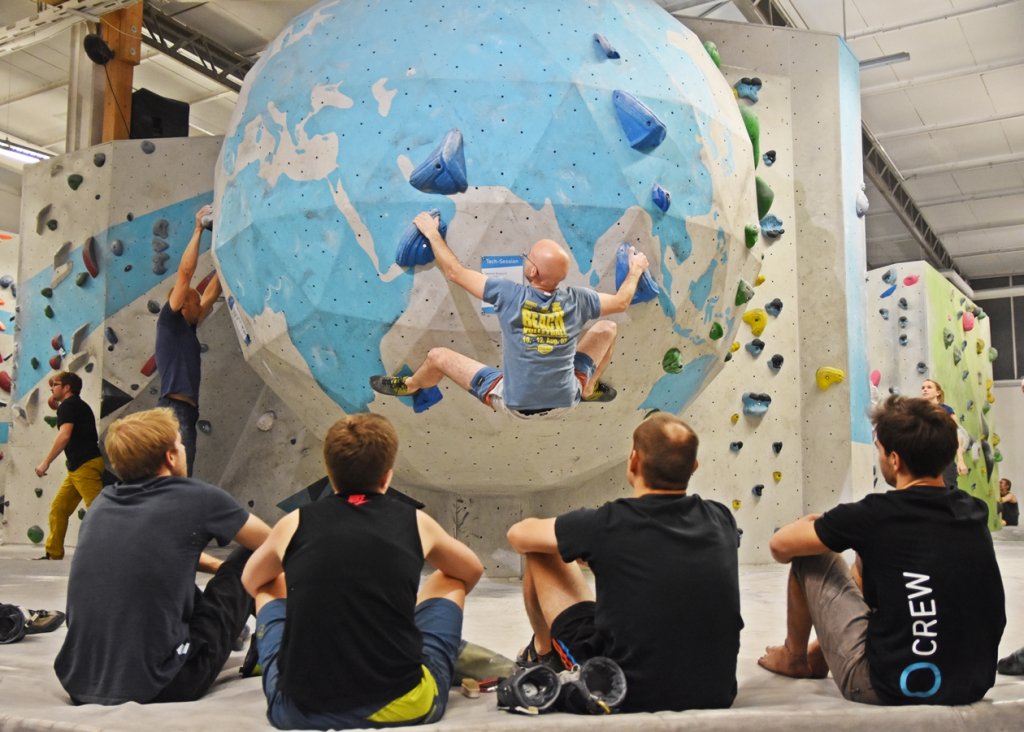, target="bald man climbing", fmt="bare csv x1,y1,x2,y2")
370,212,648,419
